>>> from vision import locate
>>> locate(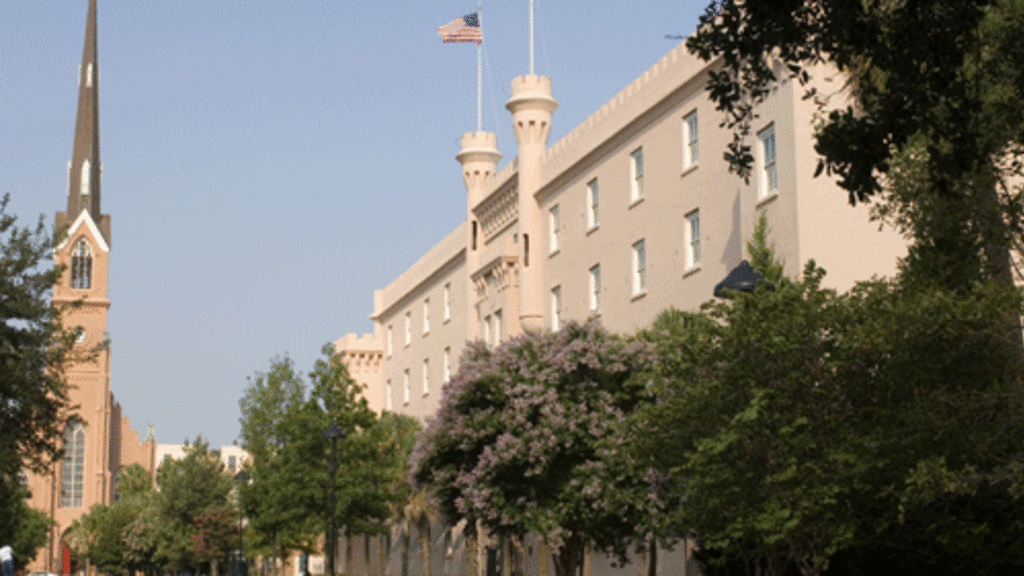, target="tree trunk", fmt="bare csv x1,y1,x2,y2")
552,533,583,576
647,537,656,576
420,520,431,576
